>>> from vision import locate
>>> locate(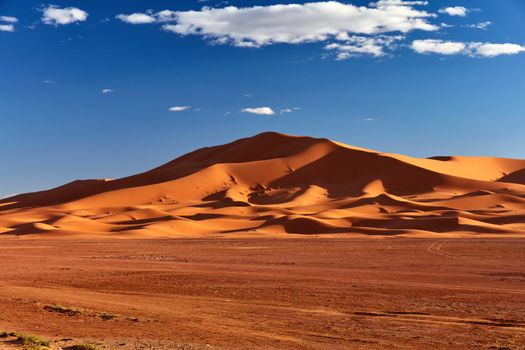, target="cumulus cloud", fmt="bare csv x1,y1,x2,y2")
474,43,525,57
169,106,191,112
411,39,466,55
102,88,114,94
116,13,156,24
242,107,275,115
116,10,178,25
439,6,468,17
117,1,437,59
155,10,178,23
0,16,18,23
0,16,16,31
412,39,525,57
113,1,522,61
42,6,88,26
161,1,437,48
0,24,14,32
